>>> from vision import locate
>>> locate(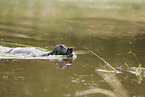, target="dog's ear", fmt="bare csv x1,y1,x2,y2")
59,45,64,48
